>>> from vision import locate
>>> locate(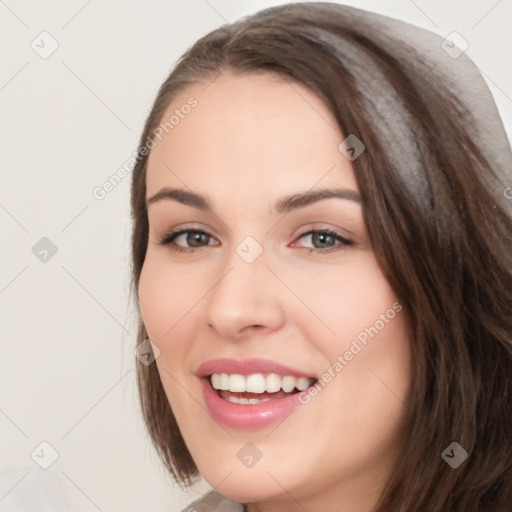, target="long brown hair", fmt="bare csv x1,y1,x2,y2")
130,3,512,510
